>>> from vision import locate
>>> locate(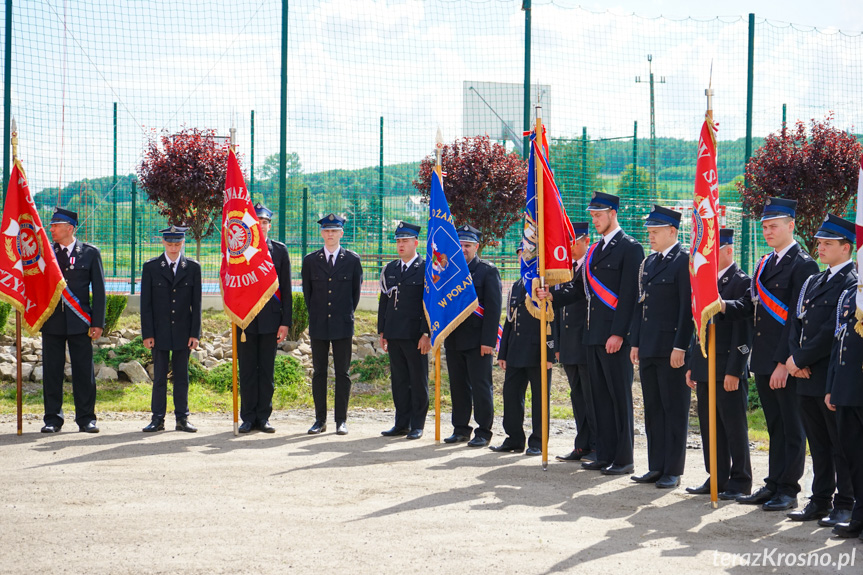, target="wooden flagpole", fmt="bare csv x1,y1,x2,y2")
706,83,718,508
11,120,22,435
434,129,443,442
535,105,549,470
